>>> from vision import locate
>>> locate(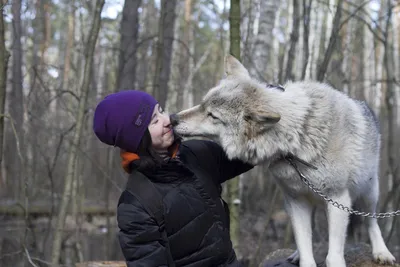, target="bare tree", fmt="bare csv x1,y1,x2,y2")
301,0,313,80
340,0,356,94
317,0,344,81
249,1,279,82
61,0,75,93
6,0,24,198
153,0,178,108
117,0,142,90
176,0,193,110
51,0,105,264
136,0,157,91
0,0,9,168
284,0,300,81
227,0,241,256
383,0,399,221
